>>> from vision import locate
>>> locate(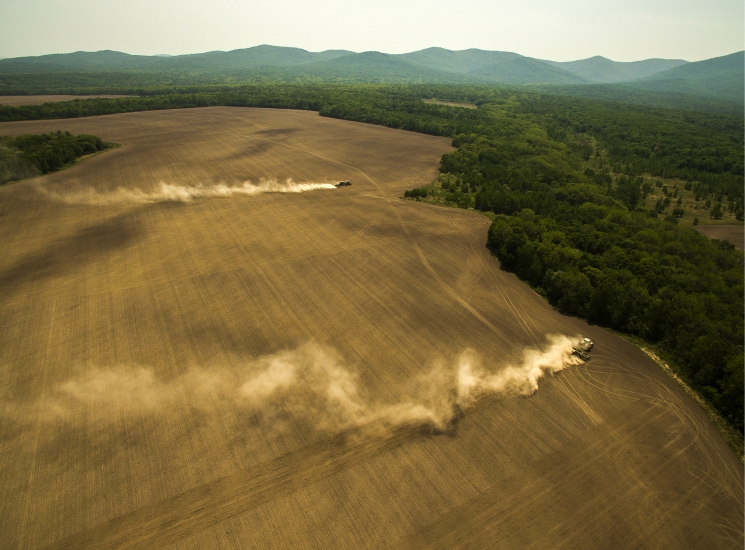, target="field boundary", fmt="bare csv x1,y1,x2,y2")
402,190,745,457
608,331,744,462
